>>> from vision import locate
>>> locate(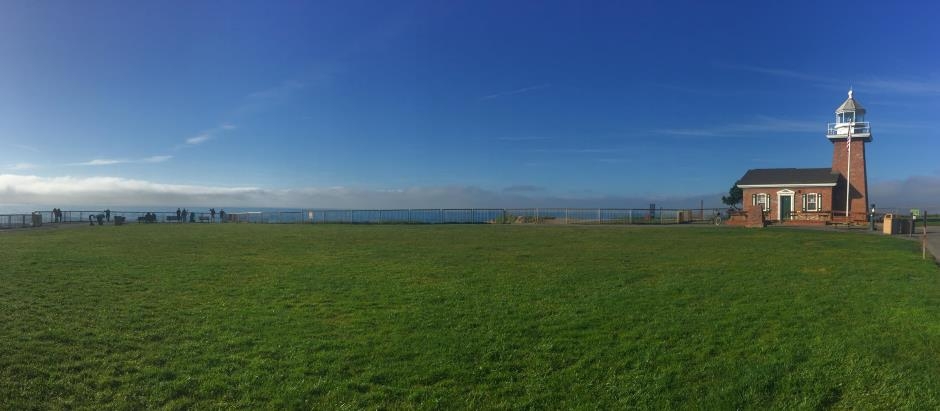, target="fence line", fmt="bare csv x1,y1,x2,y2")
0,214,41,229
4,208,733,228
6,207,936,230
